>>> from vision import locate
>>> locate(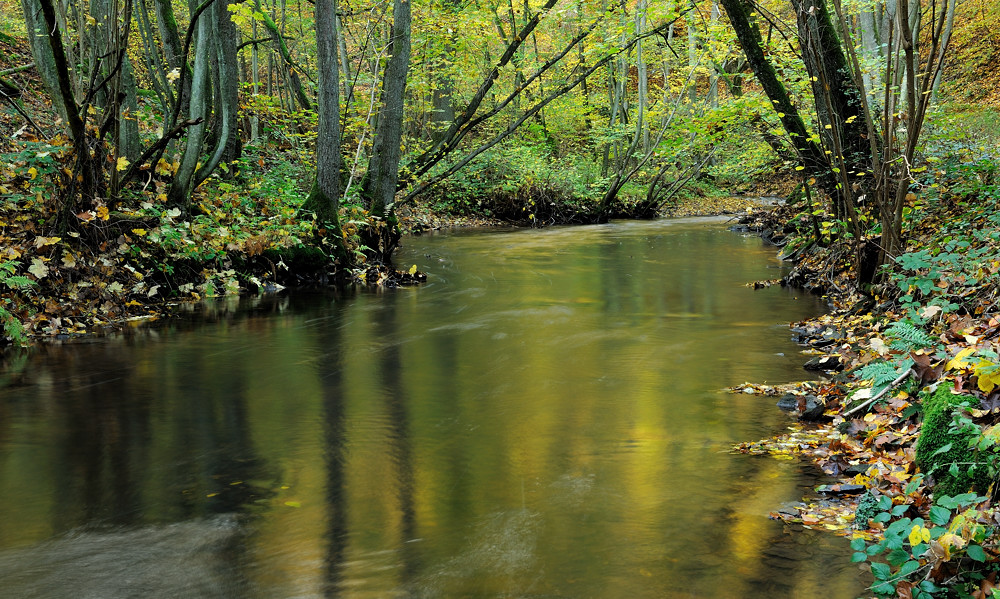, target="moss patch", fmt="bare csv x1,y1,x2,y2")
914,384,990,497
